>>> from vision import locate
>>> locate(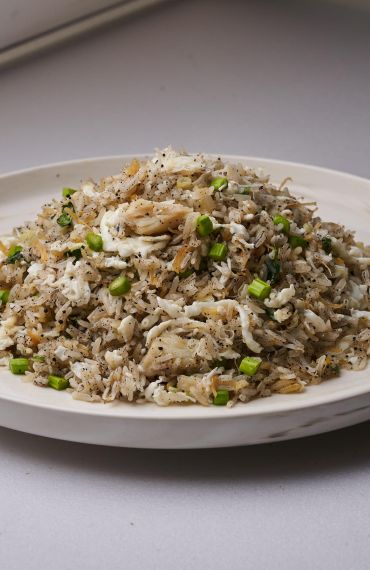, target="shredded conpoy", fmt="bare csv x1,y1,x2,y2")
0,147,369,406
